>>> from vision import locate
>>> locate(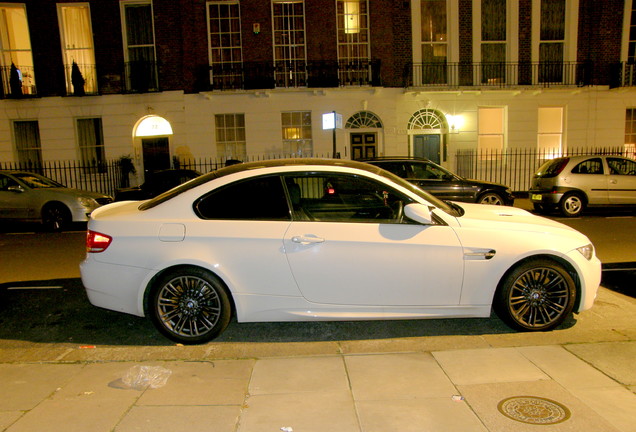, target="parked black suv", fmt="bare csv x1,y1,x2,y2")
362,157,514,205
